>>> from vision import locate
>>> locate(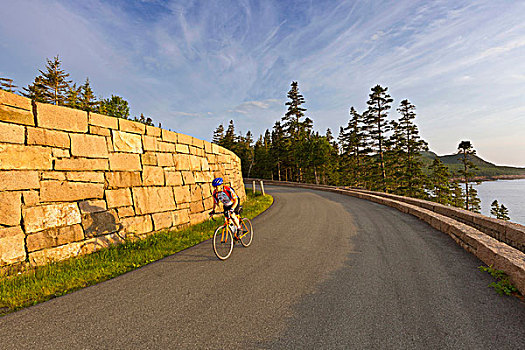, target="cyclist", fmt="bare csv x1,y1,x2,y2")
210,177,242,237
